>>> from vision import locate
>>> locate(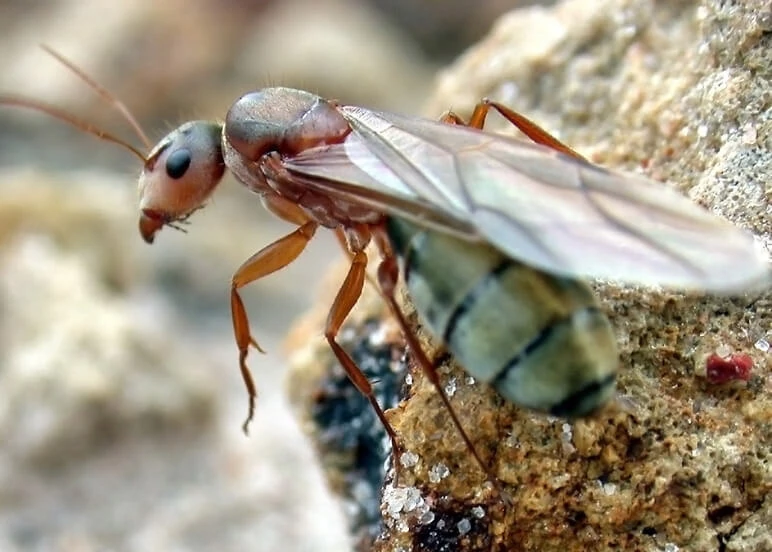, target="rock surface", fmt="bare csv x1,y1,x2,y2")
288,0,772,550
